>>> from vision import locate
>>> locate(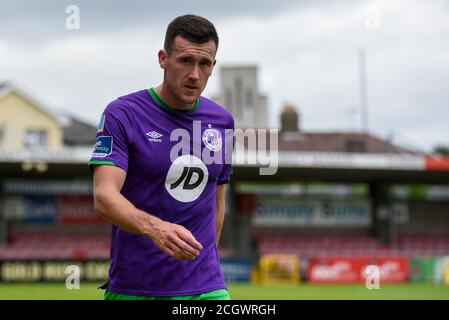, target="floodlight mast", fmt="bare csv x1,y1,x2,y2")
358,47,369,134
